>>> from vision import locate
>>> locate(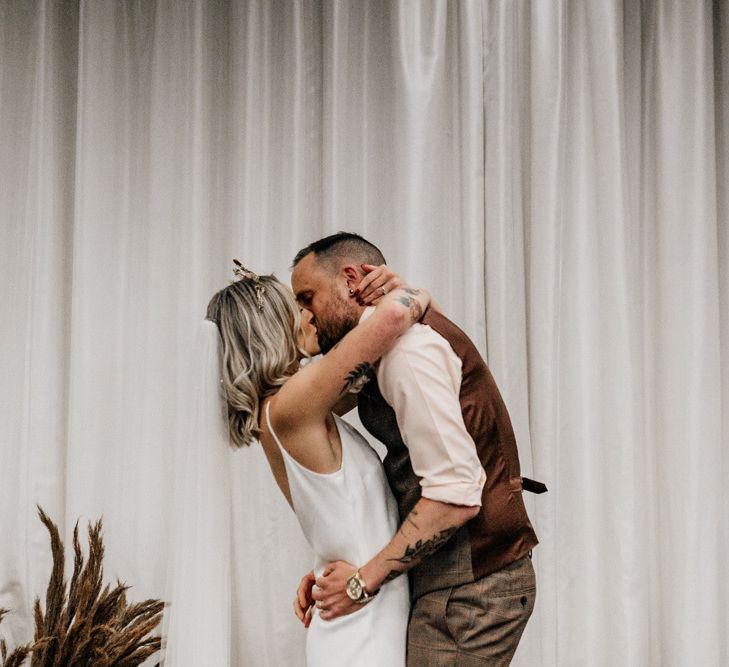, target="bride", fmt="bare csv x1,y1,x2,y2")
204,263,428,666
